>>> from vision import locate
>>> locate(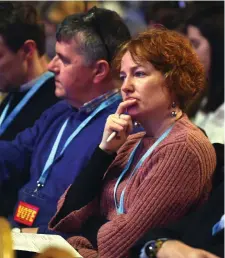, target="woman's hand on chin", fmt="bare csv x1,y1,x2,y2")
99,99,136,154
